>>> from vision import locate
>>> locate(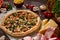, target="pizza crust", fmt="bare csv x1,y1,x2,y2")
0,10,41,37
